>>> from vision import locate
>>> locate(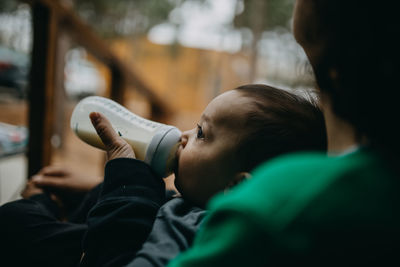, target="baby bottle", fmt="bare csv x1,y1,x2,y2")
70,96,181,178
